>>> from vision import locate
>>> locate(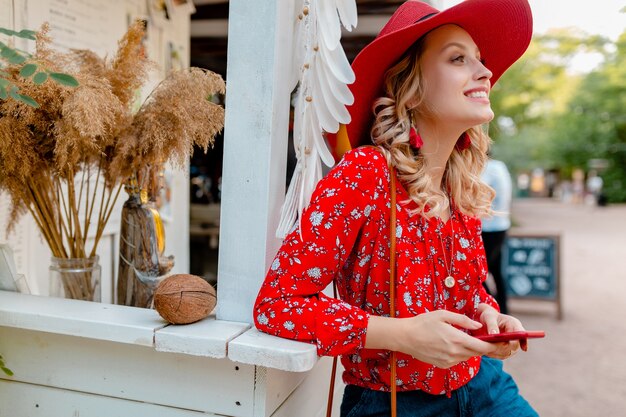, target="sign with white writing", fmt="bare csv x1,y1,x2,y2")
503,235,560,299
